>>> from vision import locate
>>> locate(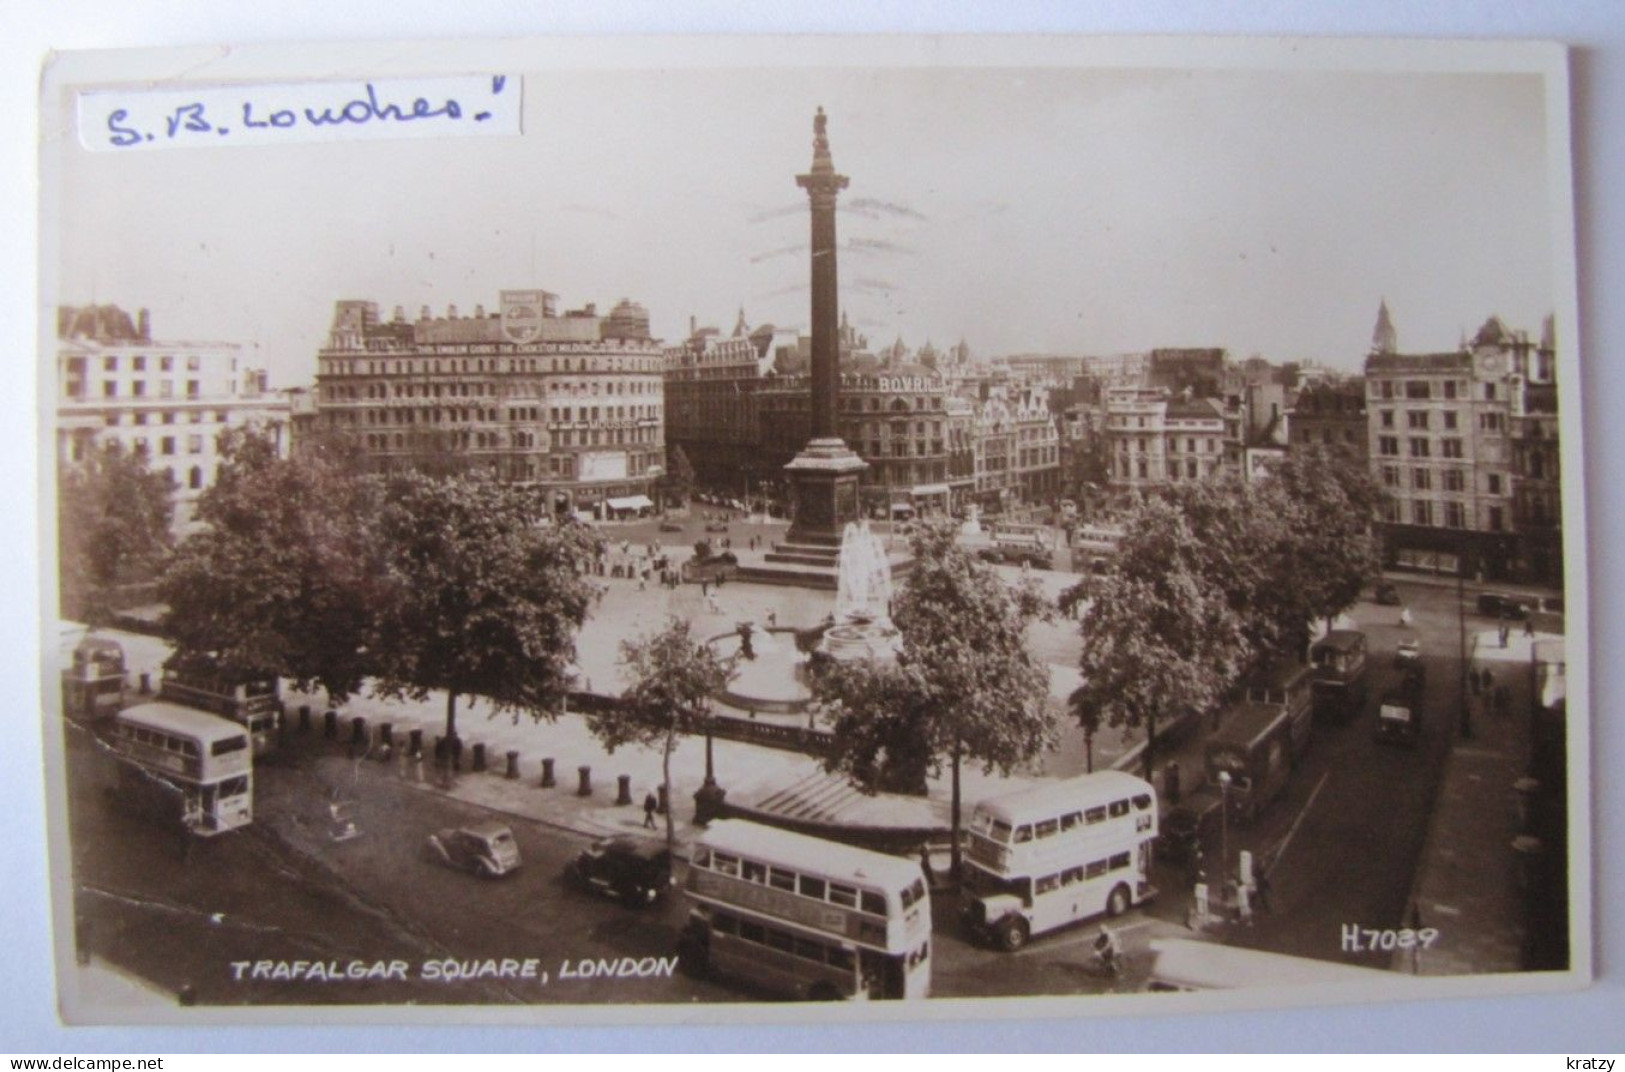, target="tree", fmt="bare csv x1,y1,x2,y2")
814,521,1054,878
1073,496,1250,780
58,442,175,625
160,427,385,701
586,617,733,860
369,471,601,746
1266,447,1385,640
